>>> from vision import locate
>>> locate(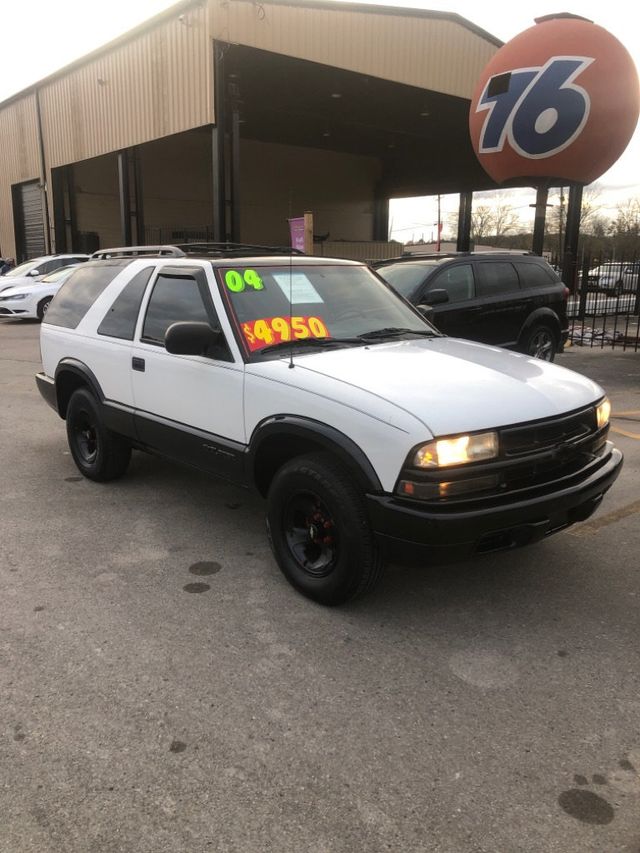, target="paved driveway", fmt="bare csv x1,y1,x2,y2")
1,320,639,853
